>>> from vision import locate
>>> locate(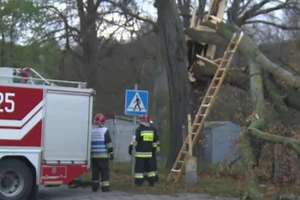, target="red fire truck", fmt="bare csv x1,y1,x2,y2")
0,67,94,200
